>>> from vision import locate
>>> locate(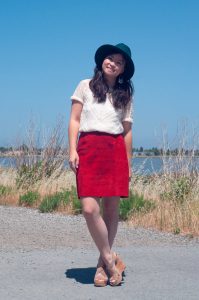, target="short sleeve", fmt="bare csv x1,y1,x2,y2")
71,80,85,104
122,98,134,123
